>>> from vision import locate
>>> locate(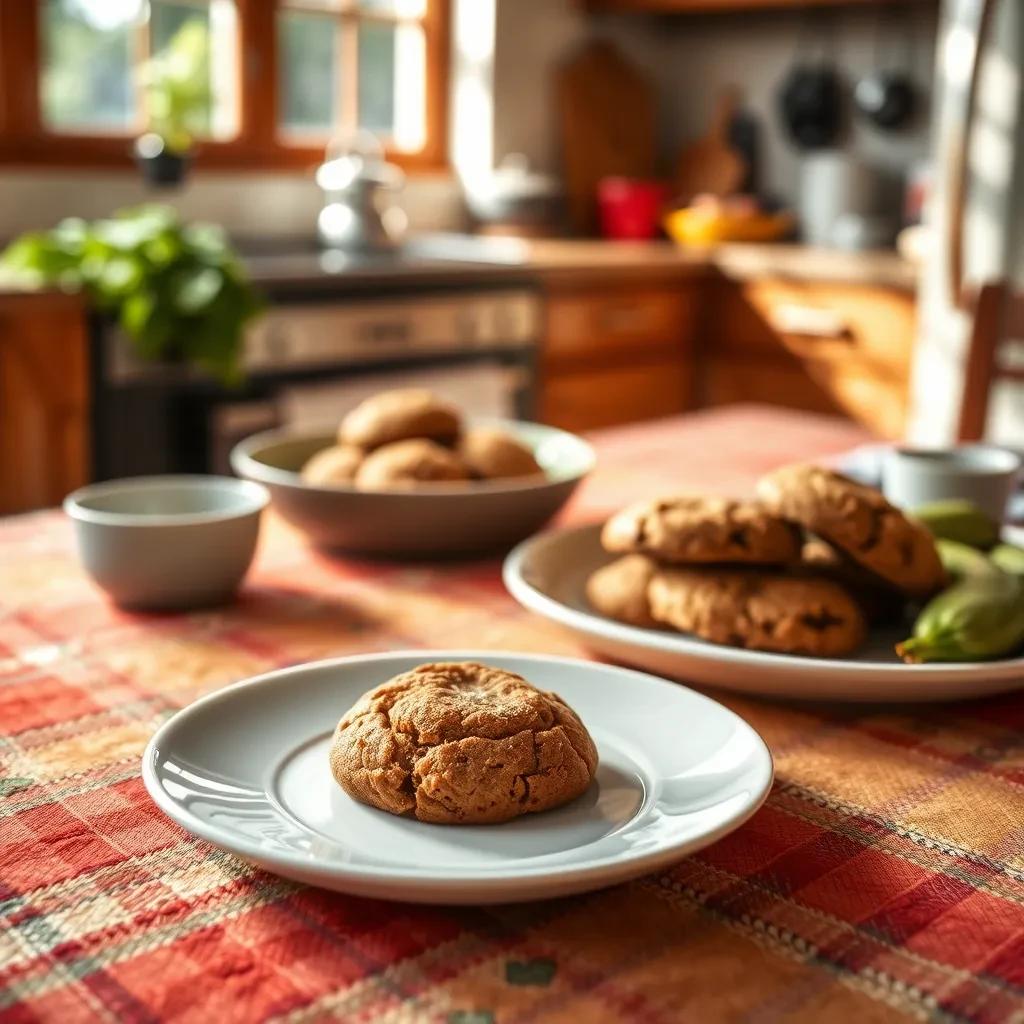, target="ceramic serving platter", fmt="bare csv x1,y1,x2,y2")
503,524,1024,703
143,651,773,904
